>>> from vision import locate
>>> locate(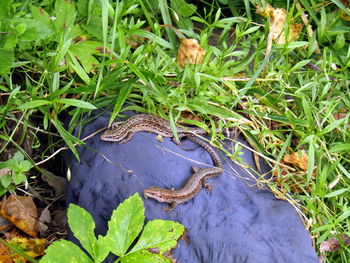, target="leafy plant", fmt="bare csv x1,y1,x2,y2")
0,151,33,196
40,193,185,263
